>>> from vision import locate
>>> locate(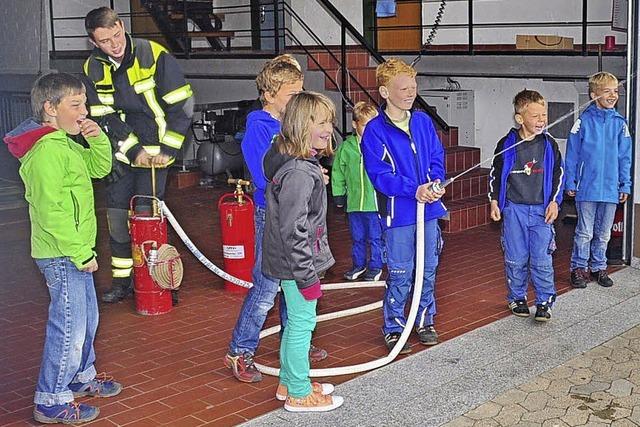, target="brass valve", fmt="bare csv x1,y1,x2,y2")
228,178,251,205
